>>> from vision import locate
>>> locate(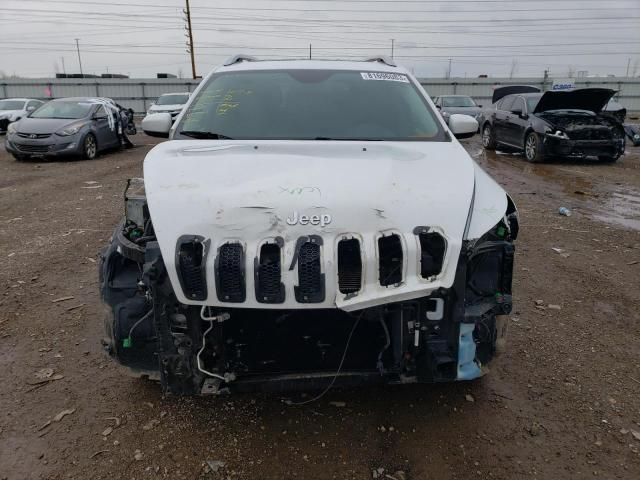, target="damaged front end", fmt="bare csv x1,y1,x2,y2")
541,112,626,160
99,175,517,395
